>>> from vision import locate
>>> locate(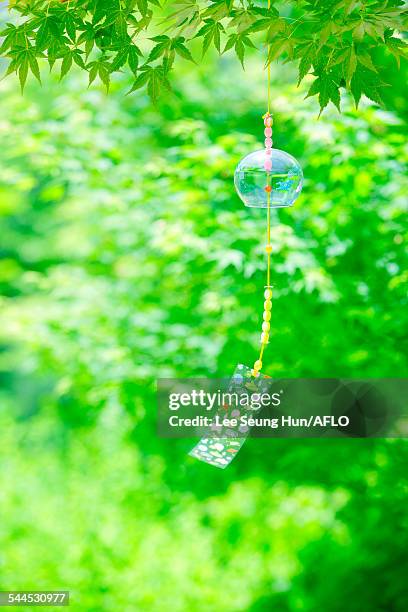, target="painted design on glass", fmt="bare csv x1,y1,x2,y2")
189,364,271,469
